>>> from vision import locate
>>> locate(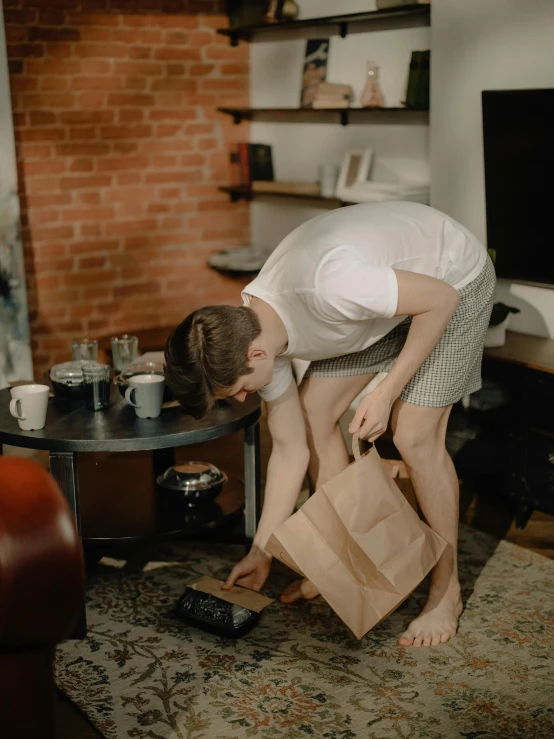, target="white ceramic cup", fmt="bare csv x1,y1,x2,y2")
319,163,339,198
9,384,50,431
125,374,165,419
